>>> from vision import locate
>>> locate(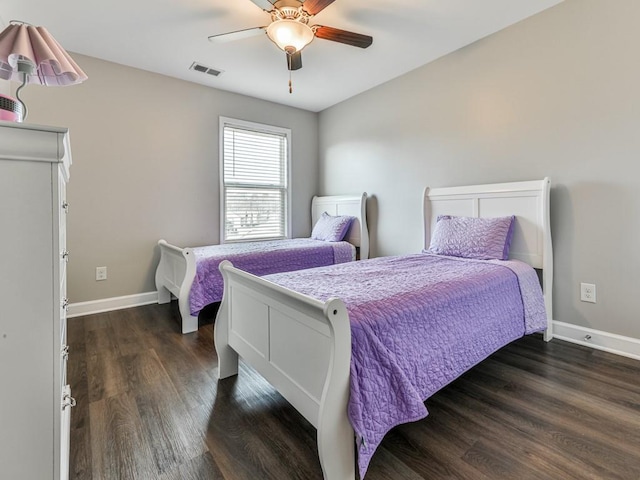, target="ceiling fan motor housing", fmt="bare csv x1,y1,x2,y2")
273,0,306,11
271,4,310,23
